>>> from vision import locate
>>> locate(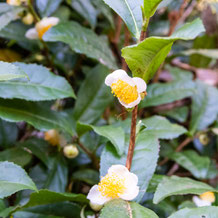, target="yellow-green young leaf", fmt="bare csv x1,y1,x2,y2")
169,206,218,218
0,61,28,81
43,22,117,70
122,18,205,82
0,161,37,198
153,176,218,204
102,0,143,39
0,99,75,136
0,62,75,100
143,0,163,19
100,199,158,218
0,3,24,31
